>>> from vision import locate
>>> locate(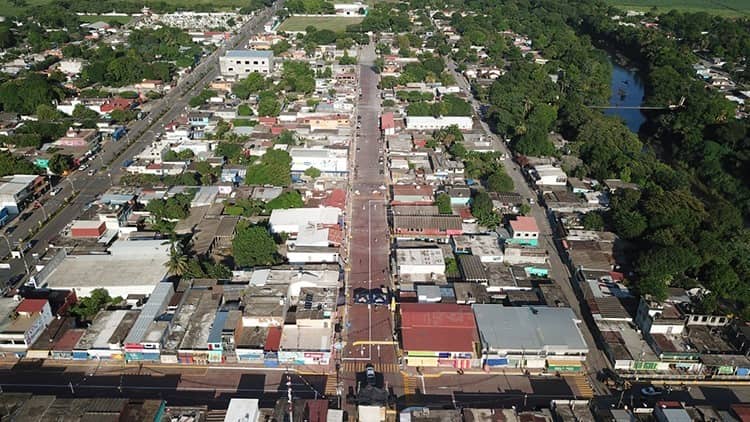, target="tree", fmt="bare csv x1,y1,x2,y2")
69,288,117,321
582,212,604,231
266,190,304,210
233,223,280,268
72,104,100,120
35,104,62,121
486,170,514,192
238,104,253,116
435,192,452,214
471,190,500,228
304,167,321,179
232,72,267,100
216,142,244,162
612,208,647,239
165,242,189,277
49,153,74,175
257,91,281,117
0,74,63,114
245,149,292,186
0,151,37,177
109,109,137,122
